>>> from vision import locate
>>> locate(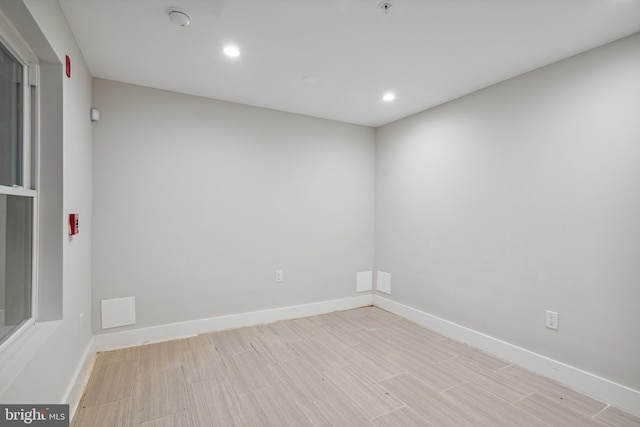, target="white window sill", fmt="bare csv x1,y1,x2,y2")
0,320,62,397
